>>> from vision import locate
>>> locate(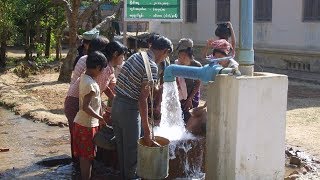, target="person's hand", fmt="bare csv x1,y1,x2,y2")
98,116,106,126
206,38,215,47
227,21,233,29
143,134,153,147
183,98,193,111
